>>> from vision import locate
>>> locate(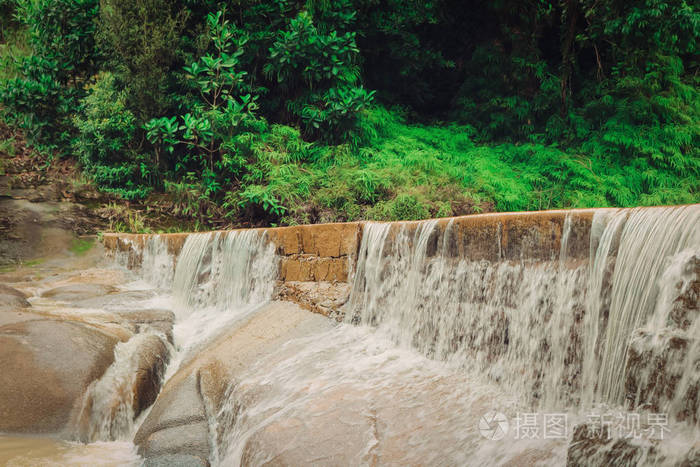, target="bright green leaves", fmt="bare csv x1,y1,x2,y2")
267,12,359,86
237,184,286,216
265,11,372,143
144,10,268,214
0,0,99,149
73,72,151,200
300,86,375,145
183,12,248,109
144,117,178,155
